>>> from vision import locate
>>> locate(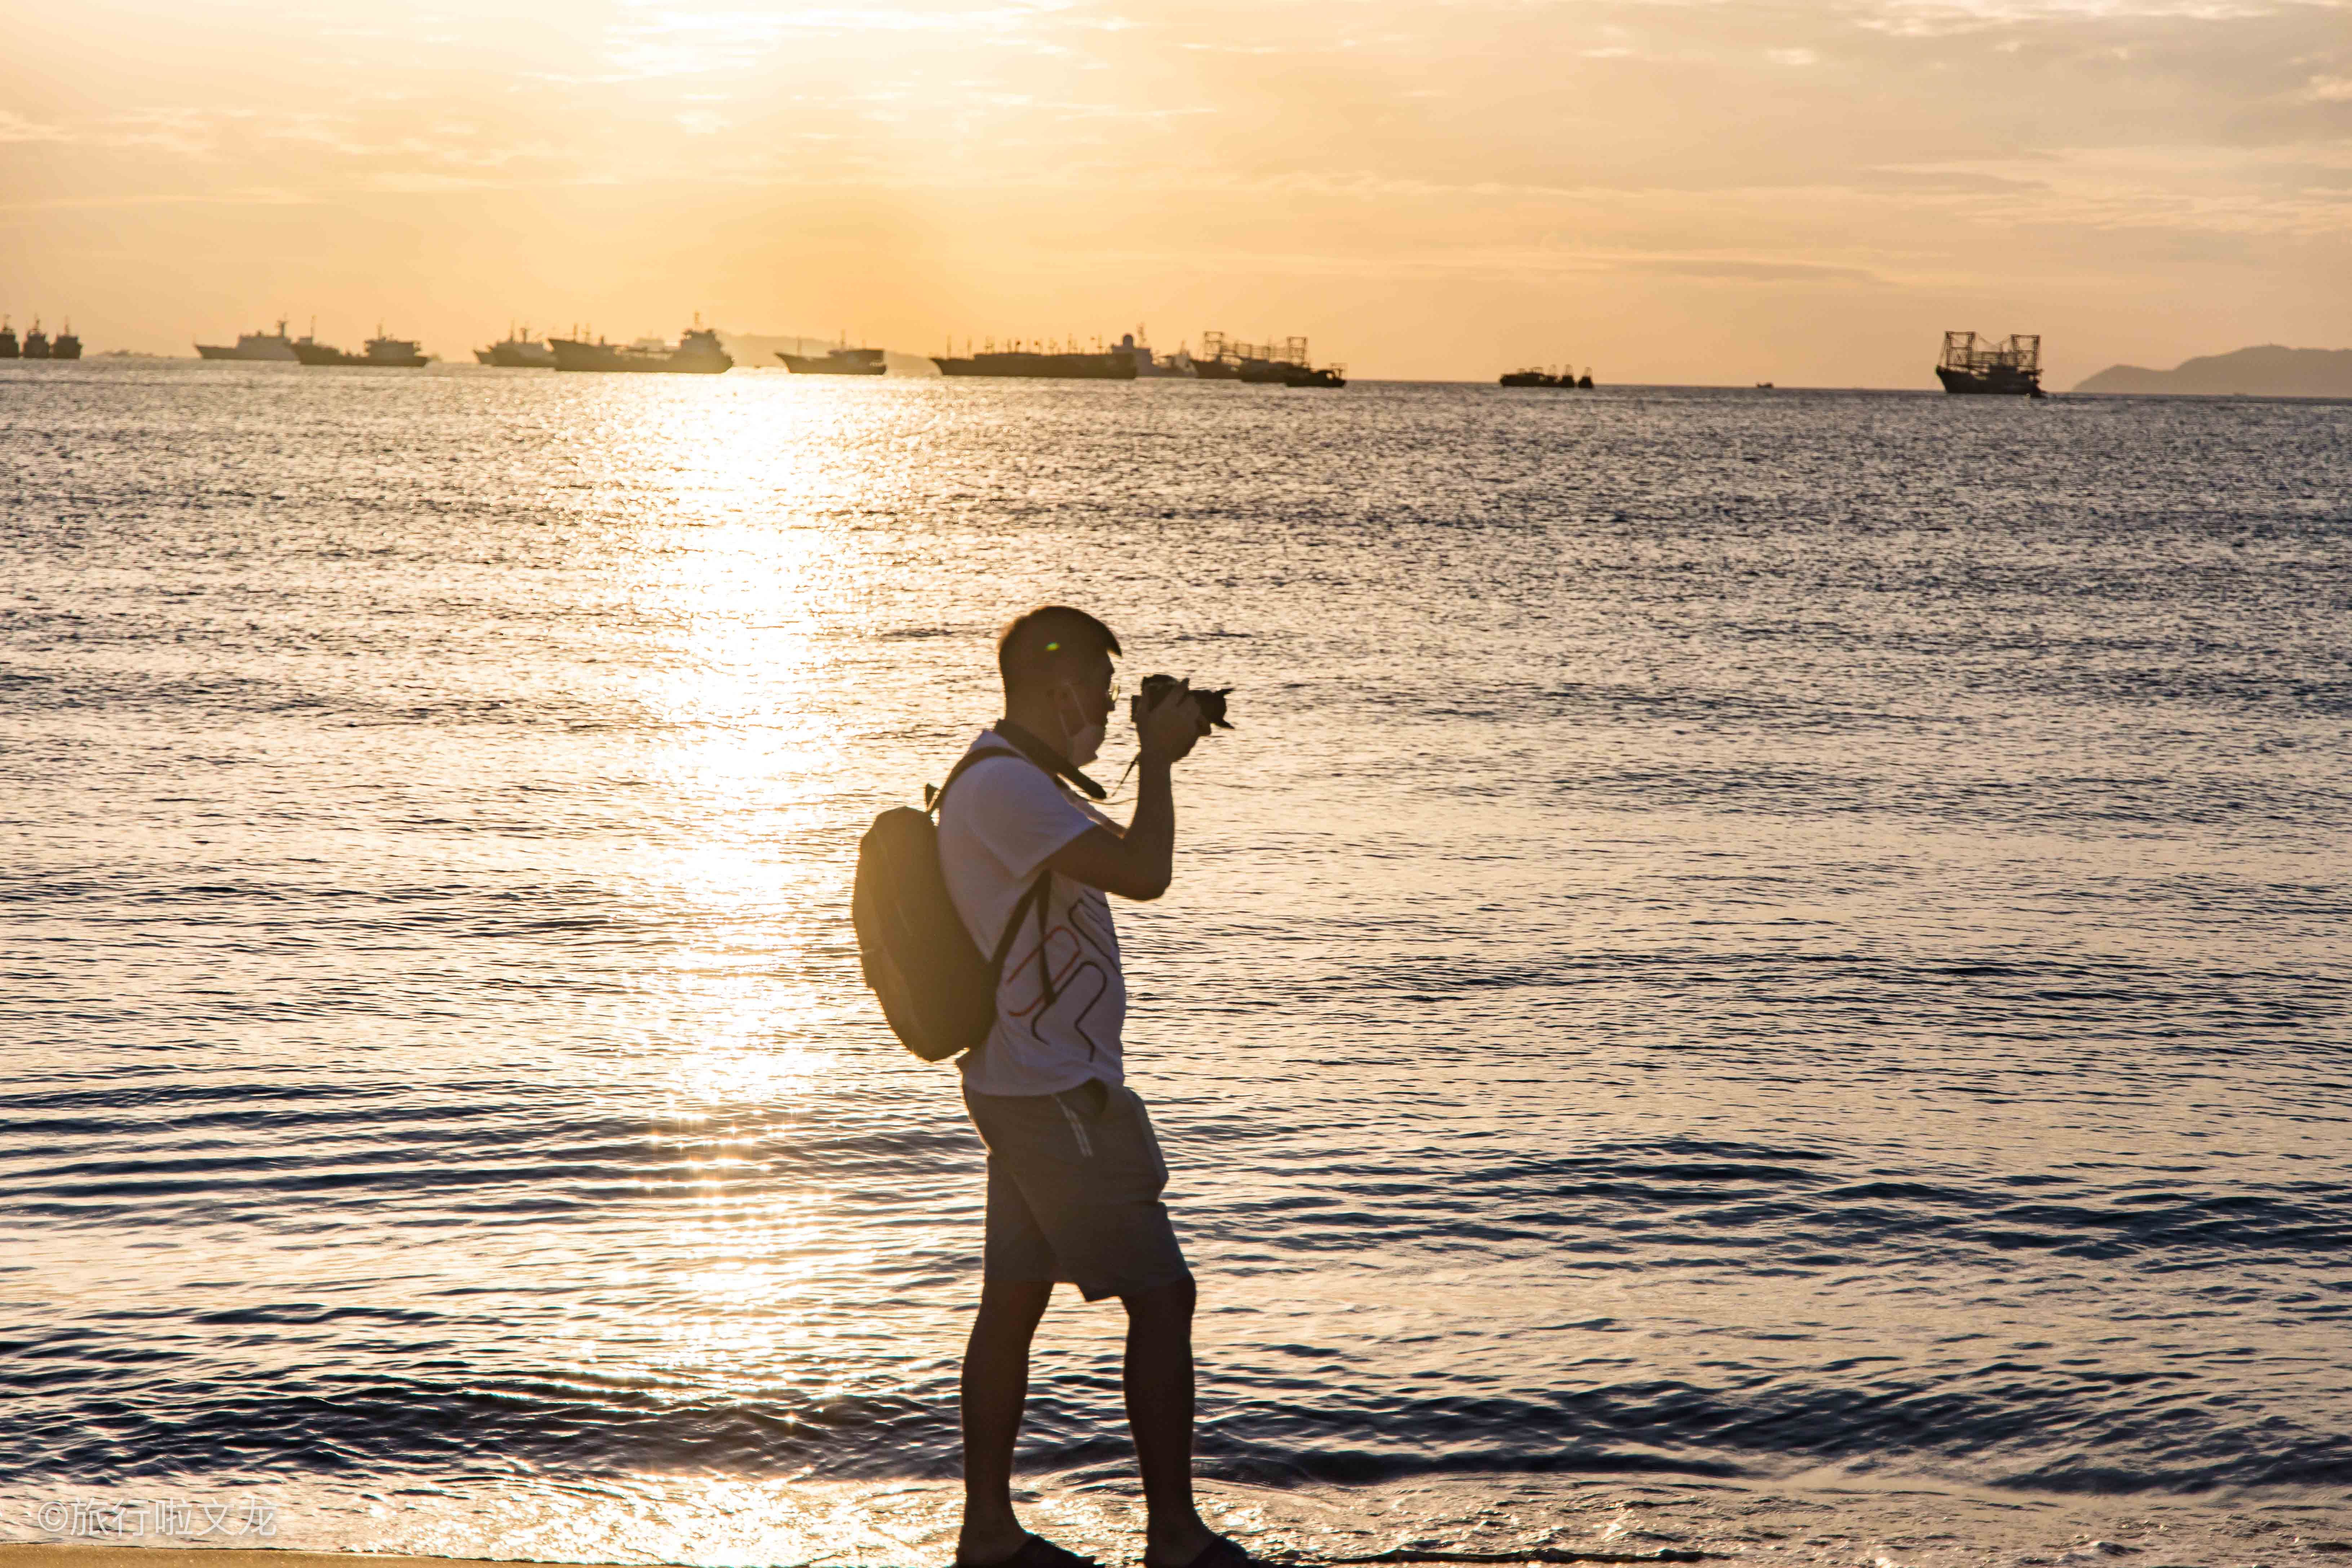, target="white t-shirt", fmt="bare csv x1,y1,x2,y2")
936,732,1128,1097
